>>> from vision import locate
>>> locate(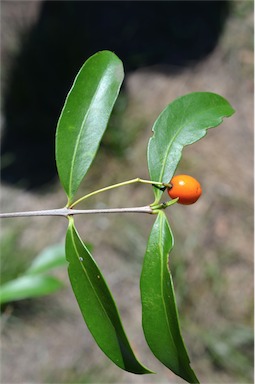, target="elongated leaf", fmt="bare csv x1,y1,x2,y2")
140,212,199,383
0,275,63,305
56,51,124,204
65,218,152,374
147,92,235,201
26,243,66,275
